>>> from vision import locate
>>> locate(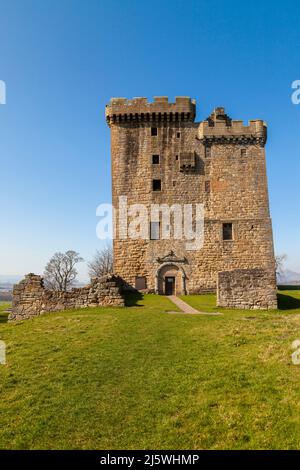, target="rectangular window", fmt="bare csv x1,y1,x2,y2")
150,221,160,240
135,276,147,290
152,155,160,164
223,223,233,241
205,146,211,158
152,179,161,191
151,127,157,136
177,132,181,138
